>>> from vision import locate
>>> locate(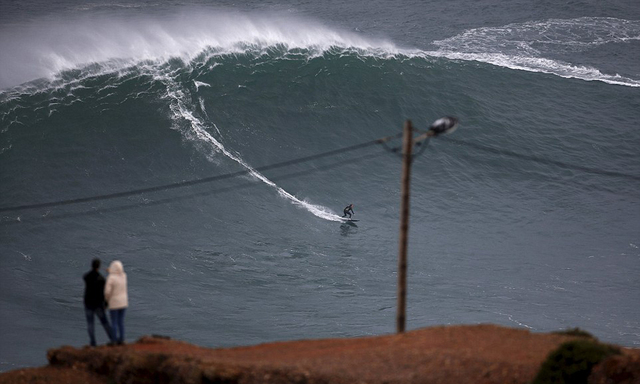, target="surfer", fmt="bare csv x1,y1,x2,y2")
342,204,355,218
